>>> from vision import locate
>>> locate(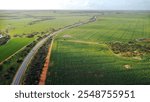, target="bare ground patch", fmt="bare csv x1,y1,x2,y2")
66,40,99,45
124,64,131,69
136,38,150,43
62,34,72,38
